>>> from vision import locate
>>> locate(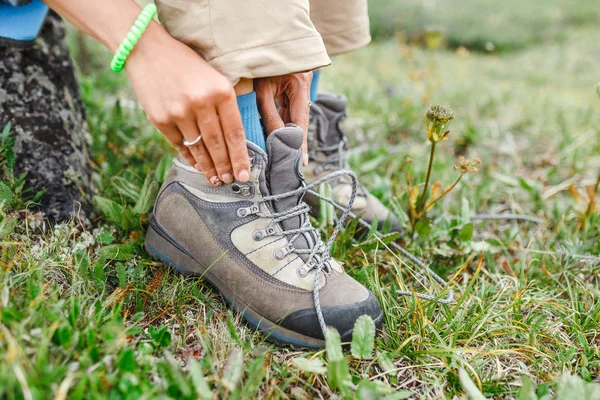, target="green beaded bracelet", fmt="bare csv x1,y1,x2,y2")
110,3,157,72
